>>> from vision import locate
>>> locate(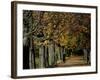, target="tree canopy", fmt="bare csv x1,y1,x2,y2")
23,10,91,49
